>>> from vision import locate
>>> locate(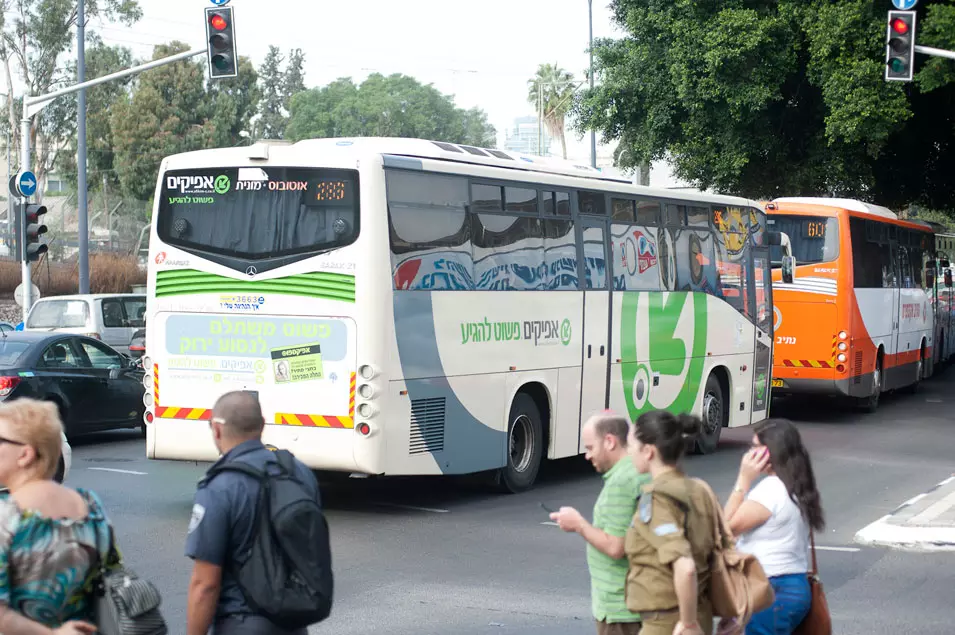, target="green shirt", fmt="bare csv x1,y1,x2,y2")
587,456,649,623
